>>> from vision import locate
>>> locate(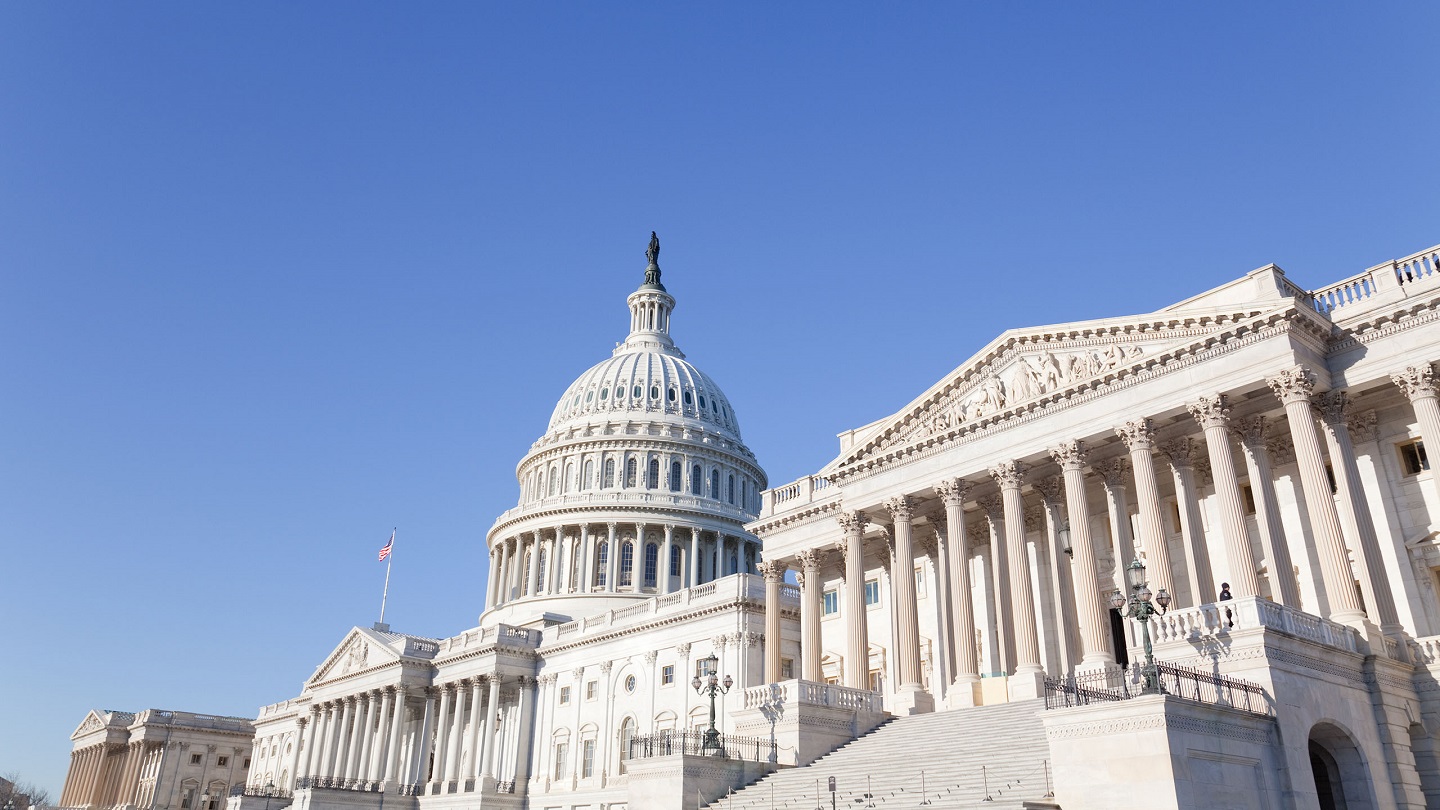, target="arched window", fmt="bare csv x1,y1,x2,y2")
626,458,638,488
727,474,735,504
647,459,660,489
727,551,738,575
670,461,682,492
550,467,560,496
571,541,582,589
564,463,574,493
644,542,659,588
523,550,534,595
583,460,594,490
670,544,683,577
603,459,615,488
710,470,721,500
691,464,702,496
595,542,609,588
537,549,548,592
744,545,755,573
619,717,638,773
619,541,635,587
